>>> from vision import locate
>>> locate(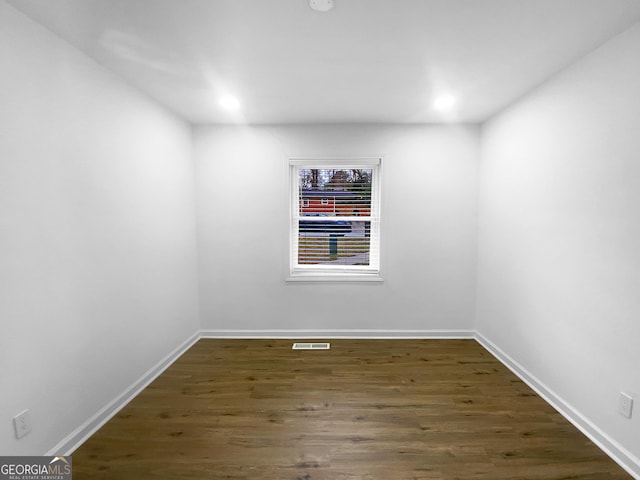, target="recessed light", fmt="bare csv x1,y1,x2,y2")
219,95,241,111
309,0,334,12
433,95,457,111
